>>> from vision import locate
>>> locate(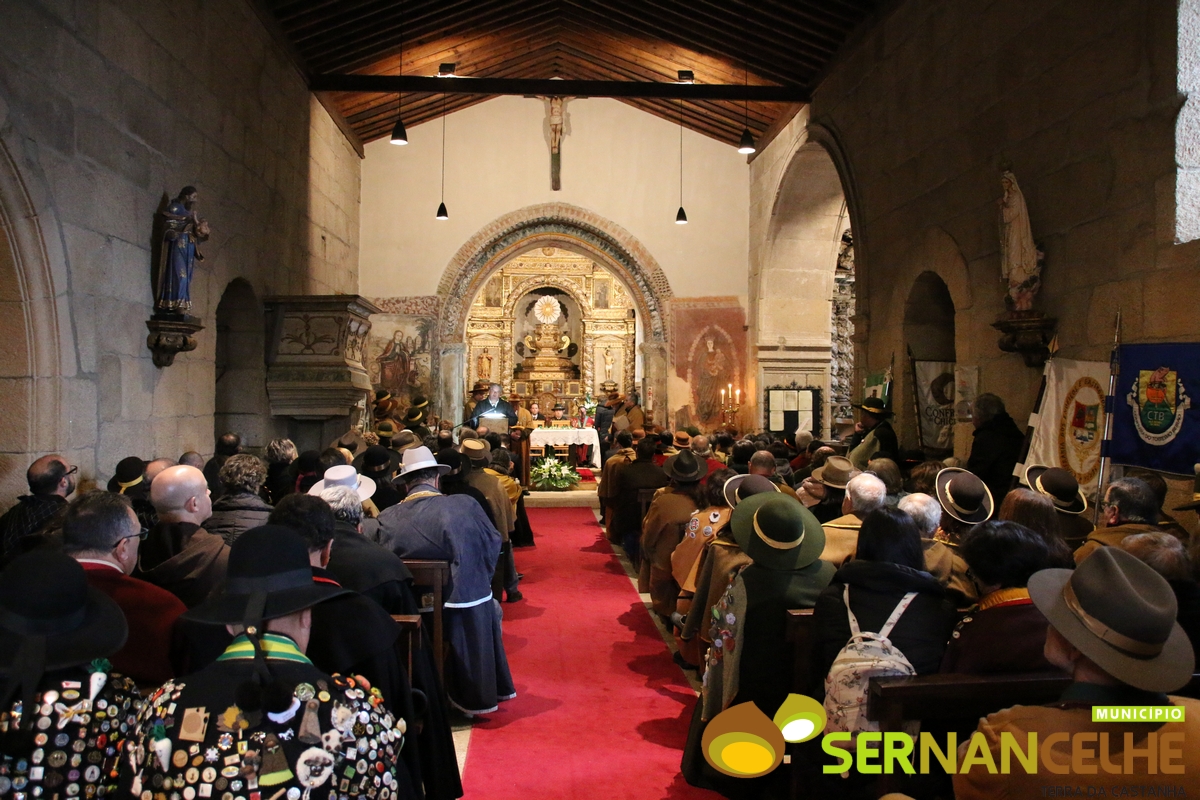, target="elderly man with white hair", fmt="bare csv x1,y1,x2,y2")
899,492,976,605
319,484,417,616
820,472,887,566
